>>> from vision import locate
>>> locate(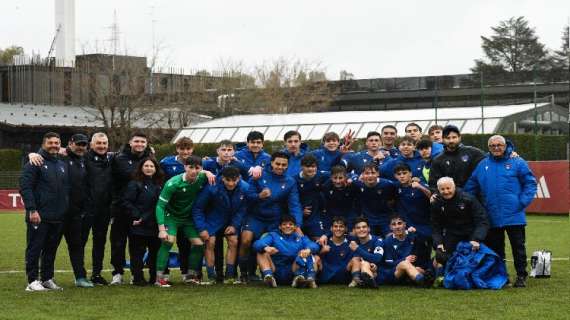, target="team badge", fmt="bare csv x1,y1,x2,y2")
458,203,465,210
330,190,334,195
445,160,450,166
461,155,469,162
505,164,512,170
240,195,244,200
281,184,286,189
94,156,99,161
129,160,133,165
485,165,489,170
172,166,177,171
339,251,345,257
182,188,186,192
144,185,148,190
393,245,398,250
69,161,73,165
60,167,65,173
300,183,304,188
43,165,48,169
377,190,382,195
